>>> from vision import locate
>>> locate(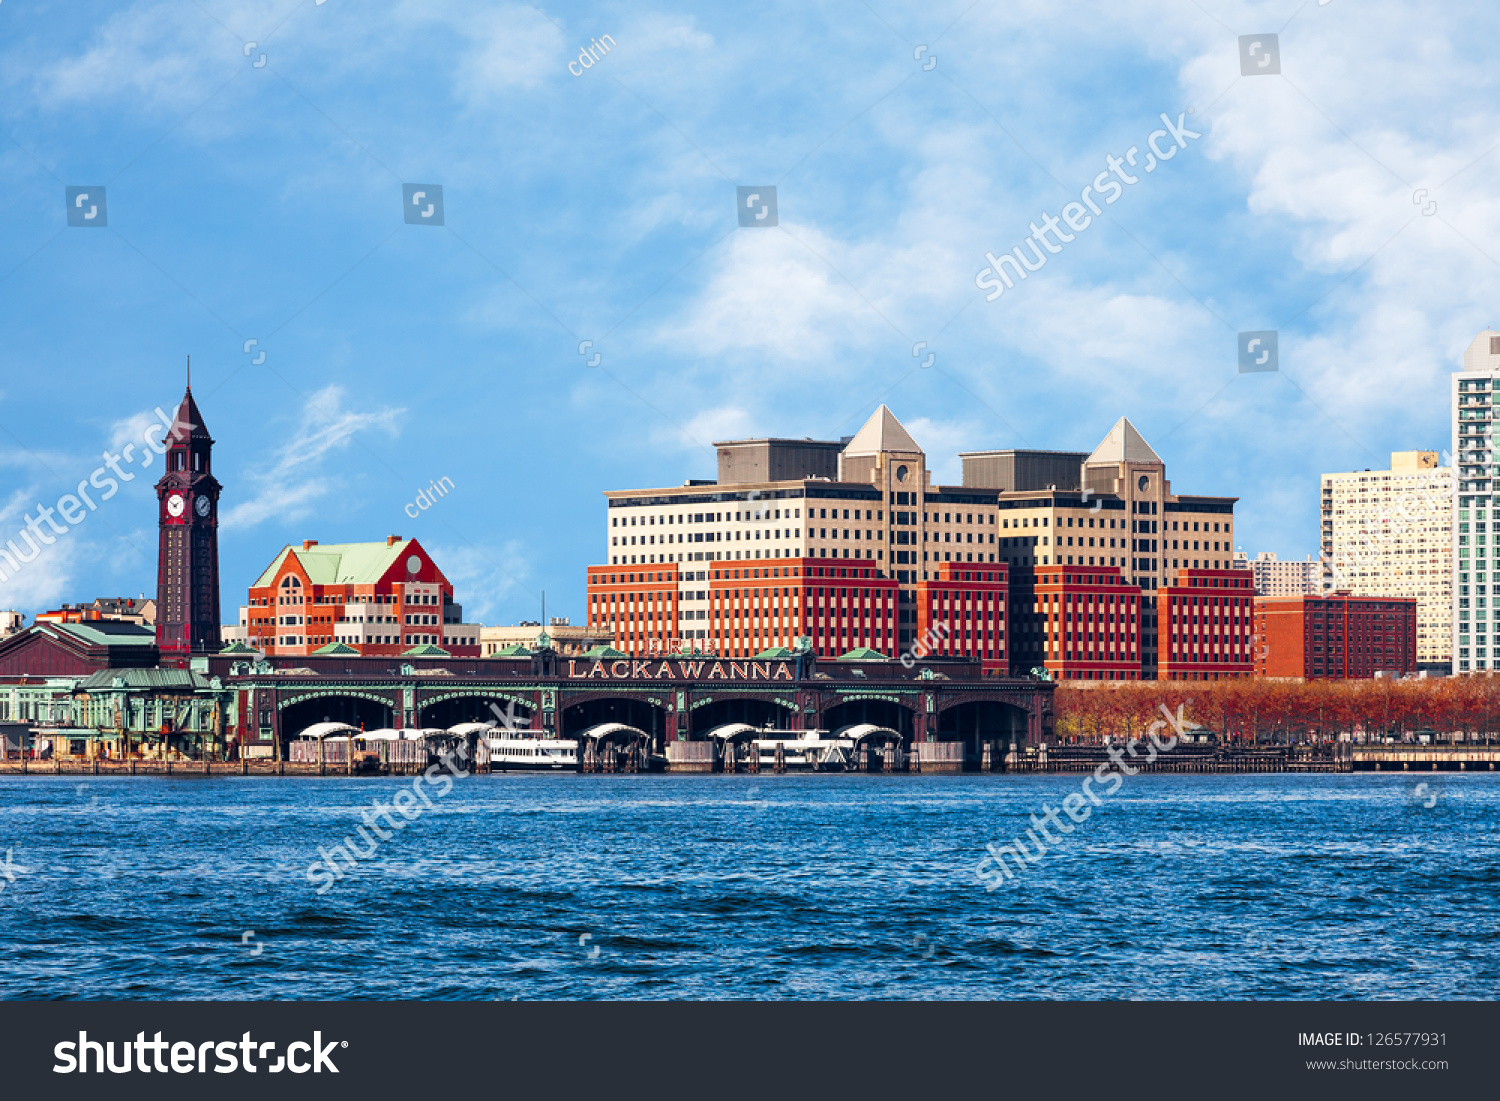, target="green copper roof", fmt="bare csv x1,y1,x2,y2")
219,641,259,654
49,622,156,647
492,643,533,657
752,646,797,659
836,647,889,660
311,641,360,655
252,539,420,588
580,644,628,659
76,668,211,690
401,643,450,656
